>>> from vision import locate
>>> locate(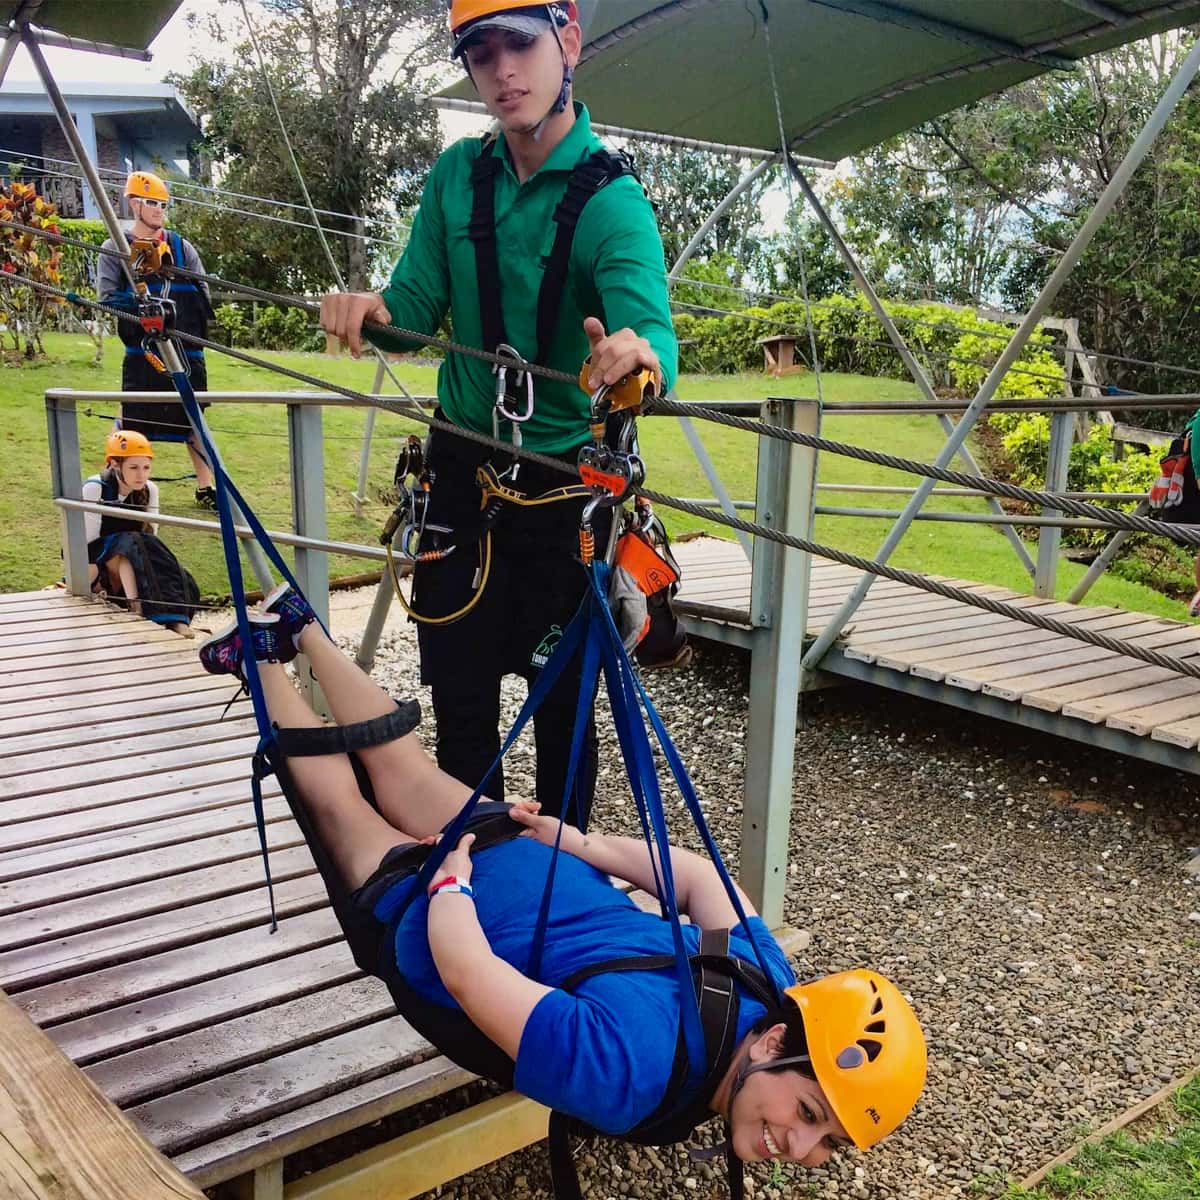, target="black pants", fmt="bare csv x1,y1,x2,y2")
120,353,210,439
412,420,610,826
